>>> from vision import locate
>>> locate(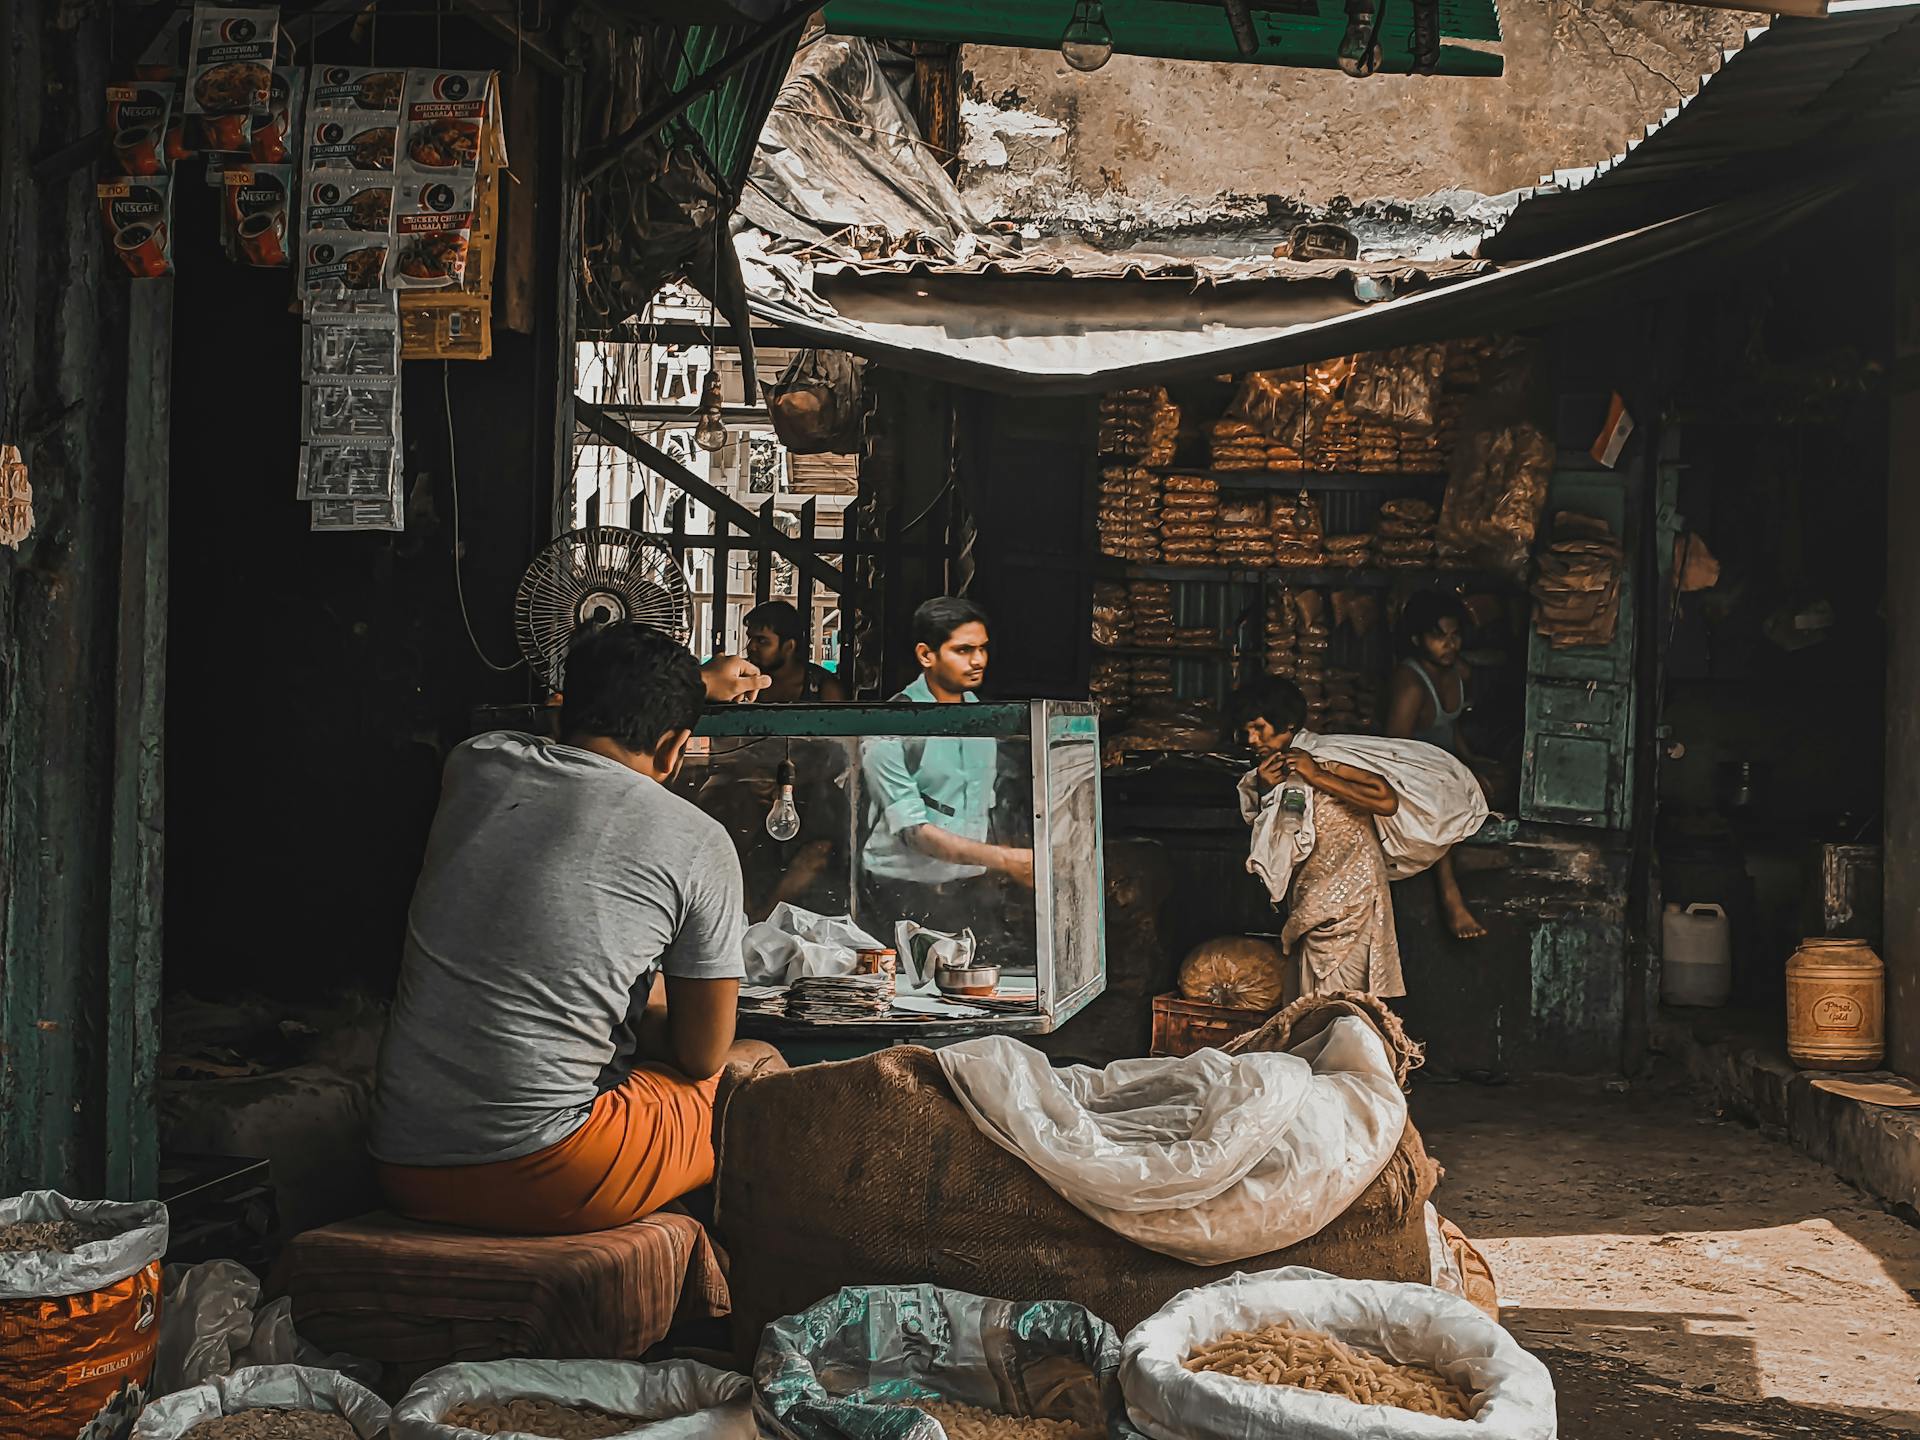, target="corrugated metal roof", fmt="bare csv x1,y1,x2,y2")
1487,0,1920,259
741,165,1850,392
812,249,1490,285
